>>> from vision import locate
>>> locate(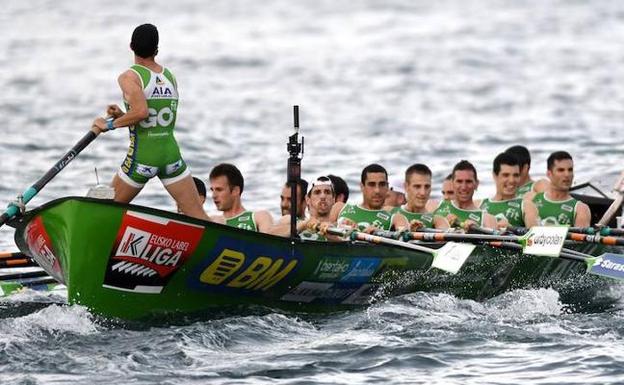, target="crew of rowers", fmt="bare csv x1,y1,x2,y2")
182,145,591,239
